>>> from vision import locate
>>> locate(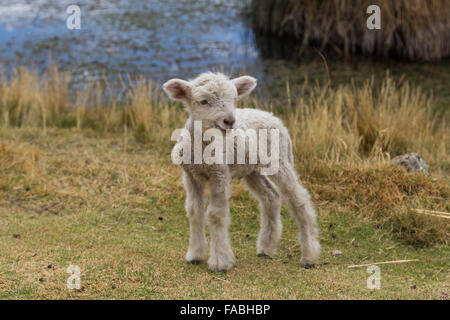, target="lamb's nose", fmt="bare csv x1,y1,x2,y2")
223,117,235,128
